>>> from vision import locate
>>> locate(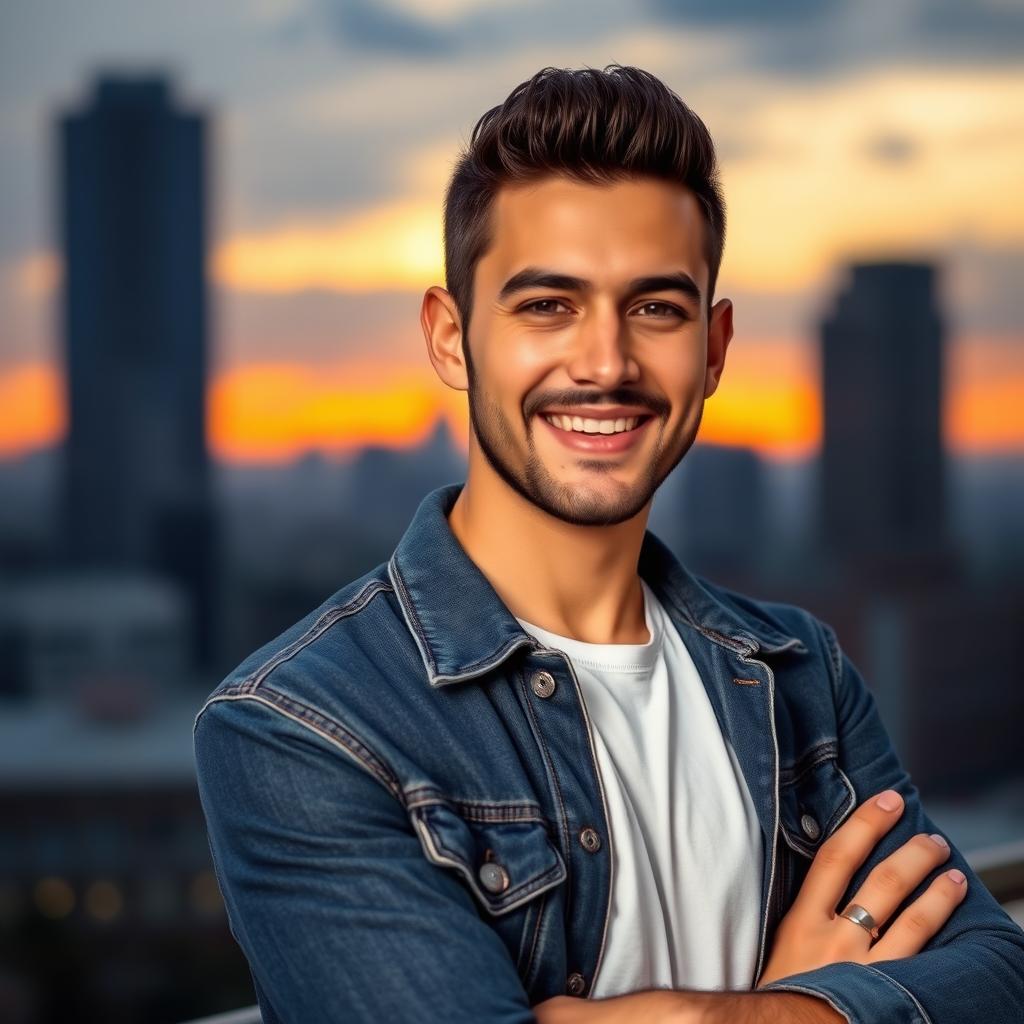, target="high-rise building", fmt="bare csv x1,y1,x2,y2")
57,73,219,667
819,261,953,582
651,442,766,585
